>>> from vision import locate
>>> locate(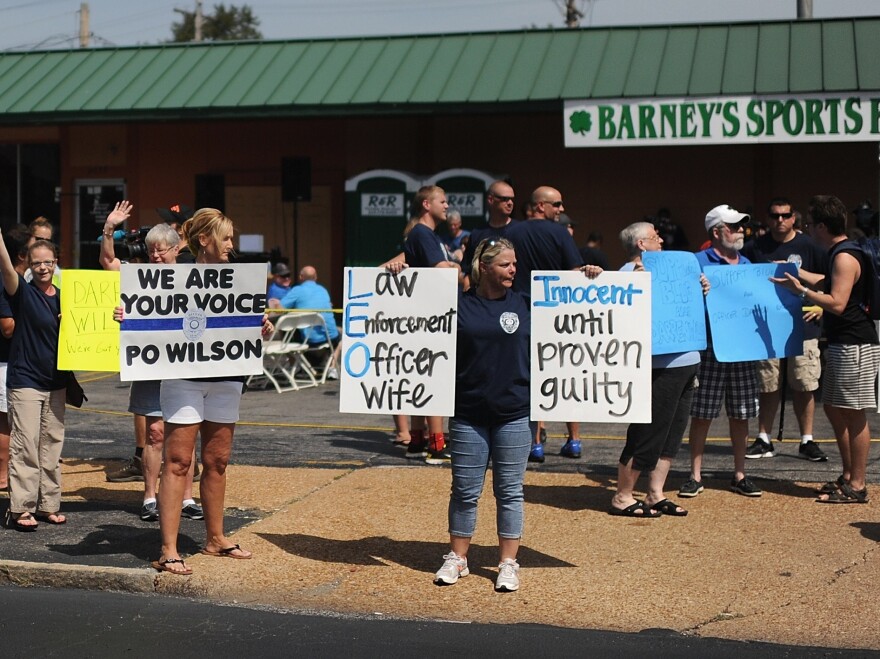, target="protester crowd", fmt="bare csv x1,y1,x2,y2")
0,184,875,593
